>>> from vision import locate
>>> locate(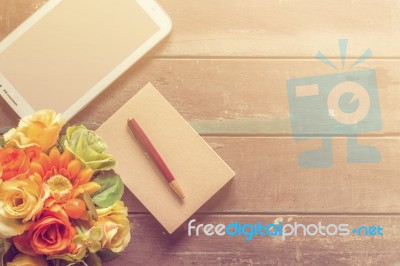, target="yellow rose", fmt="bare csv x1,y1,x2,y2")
7,253,47,266
96,201,131,253
4,109,64,150
0,174,49,222
0,174,50,238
